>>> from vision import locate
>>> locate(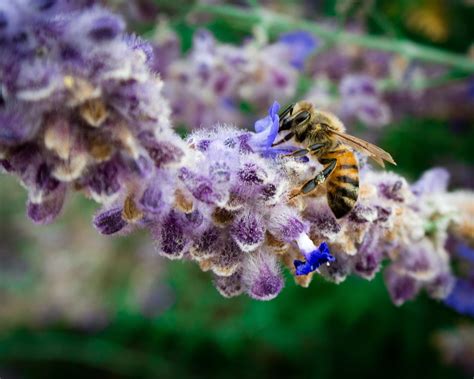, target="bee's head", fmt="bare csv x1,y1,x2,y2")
278,101,314,132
